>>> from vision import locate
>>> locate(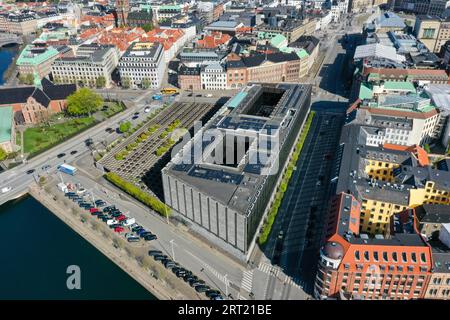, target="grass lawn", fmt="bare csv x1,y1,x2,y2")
102,102,126,118
23,117,97,155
